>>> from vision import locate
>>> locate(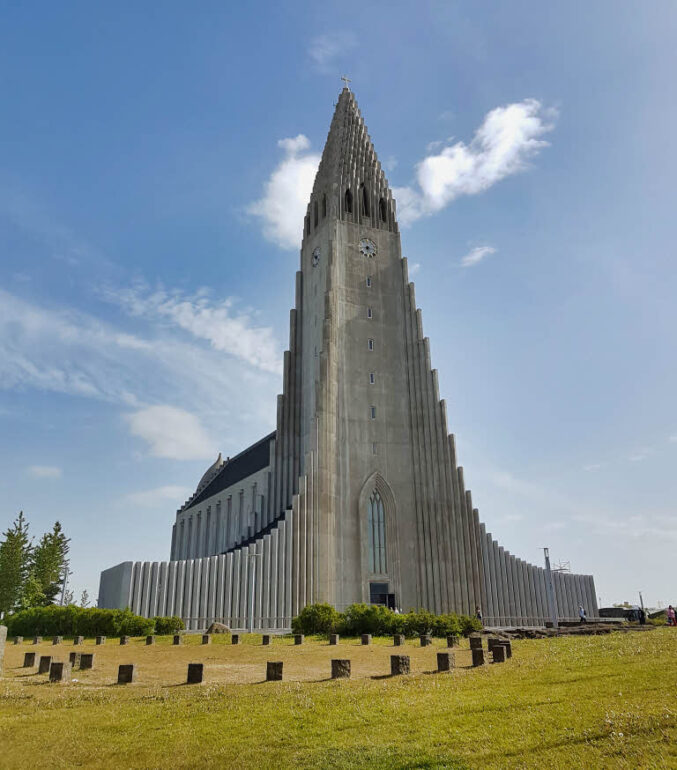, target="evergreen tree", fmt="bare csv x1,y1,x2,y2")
80,589,90,608
31,521,70,605
0,512,33,615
